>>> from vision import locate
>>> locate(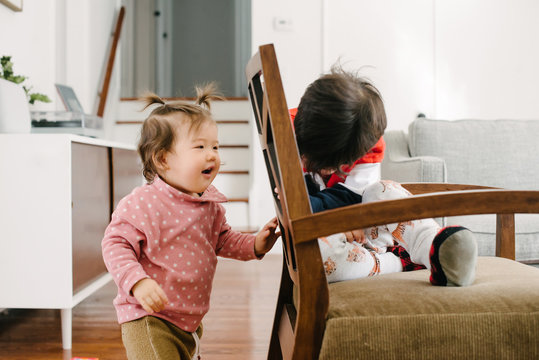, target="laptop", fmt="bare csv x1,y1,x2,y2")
55,84,85,113
30,84,103,137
